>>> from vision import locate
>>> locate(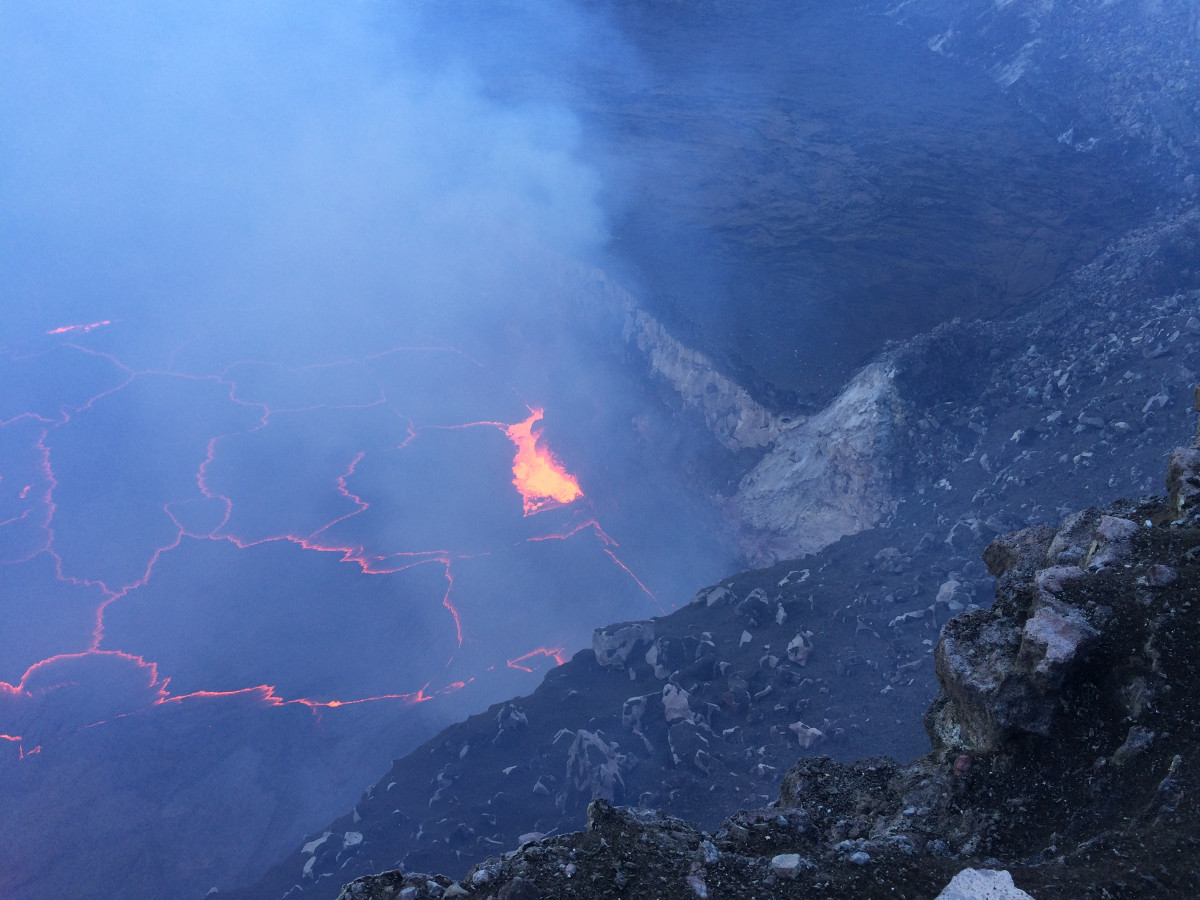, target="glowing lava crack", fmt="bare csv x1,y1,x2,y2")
0,333,665,766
